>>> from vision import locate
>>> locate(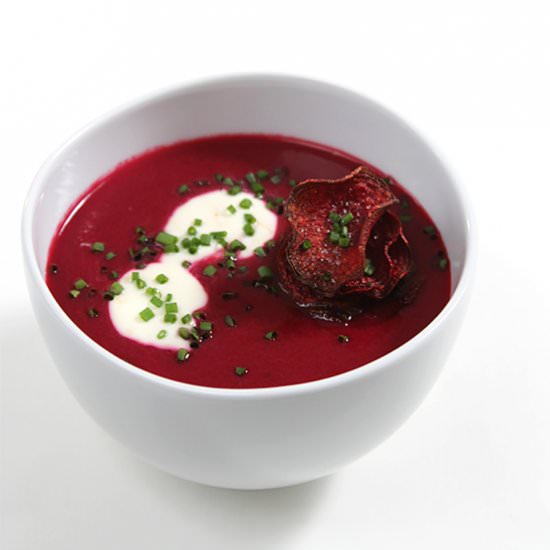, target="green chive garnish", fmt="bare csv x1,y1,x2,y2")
110,282,124,295
227,185,242,196
342,212,353,225
215,173,224,182
203,264,217,277
256,169,269,180
155,232,178,246
68,289,80,299
157,330,167,340
254,246,266,257
150,296,163,308
438,256,449,270
187,226,197,236
264,330,278,341
229,239,246,252
194,218,202,226
105,251,116,261
177,348,190,362
165,302,178,313
224,315,236,327
234,366,247,376
329,231,339,243
139,308,154,321
243,224,255,236
289,179,297,187
244,213,256,223
257,266,273,279
239,198,252,209
155,274,169,284
227,204,237,215
136,279,146,289
301,239,312,250
423,225,437,238
181,313,192,324
181,260,192,269
74,278,88,290
178,184,190,194
245,172,256,184
270,174,281,184
91,242,105,252
199,321,213,331
178,327,191,340
164,313,177,324
338,236,350,247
